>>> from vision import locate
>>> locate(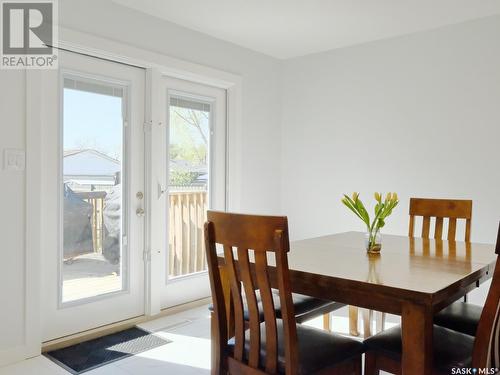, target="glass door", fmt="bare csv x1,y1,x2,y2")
41,50,146,341
161,77,226,308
